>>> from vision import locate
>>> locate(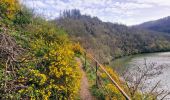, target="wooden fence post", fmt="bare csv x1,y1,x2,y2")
95,61,98,88
84,52,87,70
84,52,131,100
